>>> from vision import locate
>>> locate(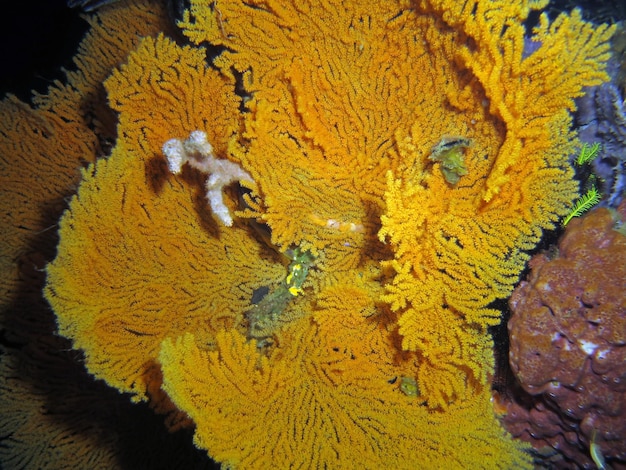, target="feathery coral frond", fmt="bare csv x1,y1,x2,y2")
44,137,285,407
160,309,530,469
562,187,602,226
104,34,242,158
575,142,602,166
